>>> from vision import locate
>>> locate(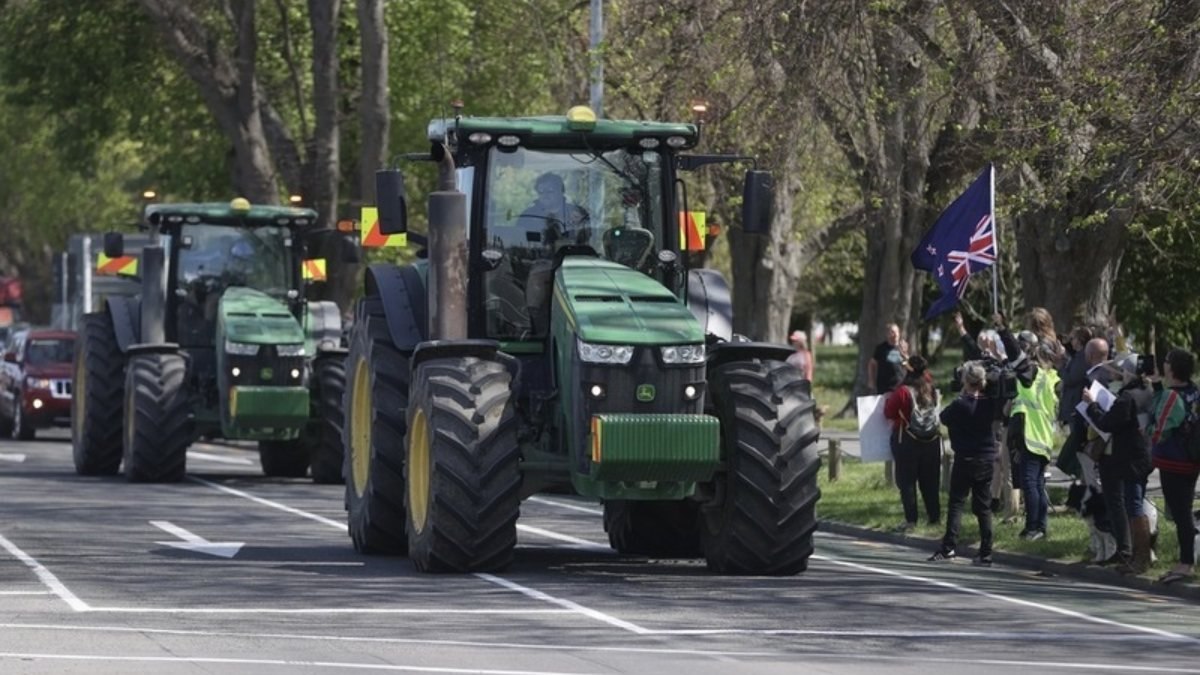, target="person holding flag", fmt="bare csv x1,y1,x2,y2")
911,165,998,319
